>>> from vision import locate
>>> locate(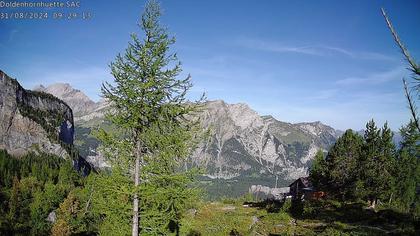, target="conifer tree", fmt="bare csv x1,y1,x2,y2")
99,0,203,235
400,120,420,156
323,129,363,200
309,150,327,190
361,120,381,207
380,123,397,199
396,150,418,210
361,120,395,208
395,120,420,212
